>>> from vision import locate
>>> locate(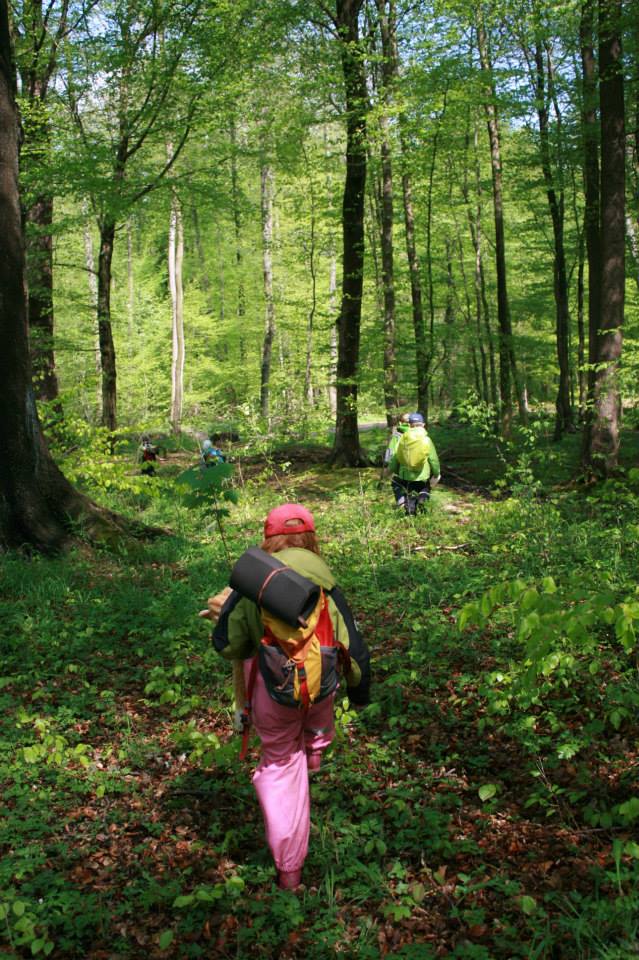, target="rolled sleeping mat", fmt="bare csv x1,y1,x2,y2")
229,546,320,628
